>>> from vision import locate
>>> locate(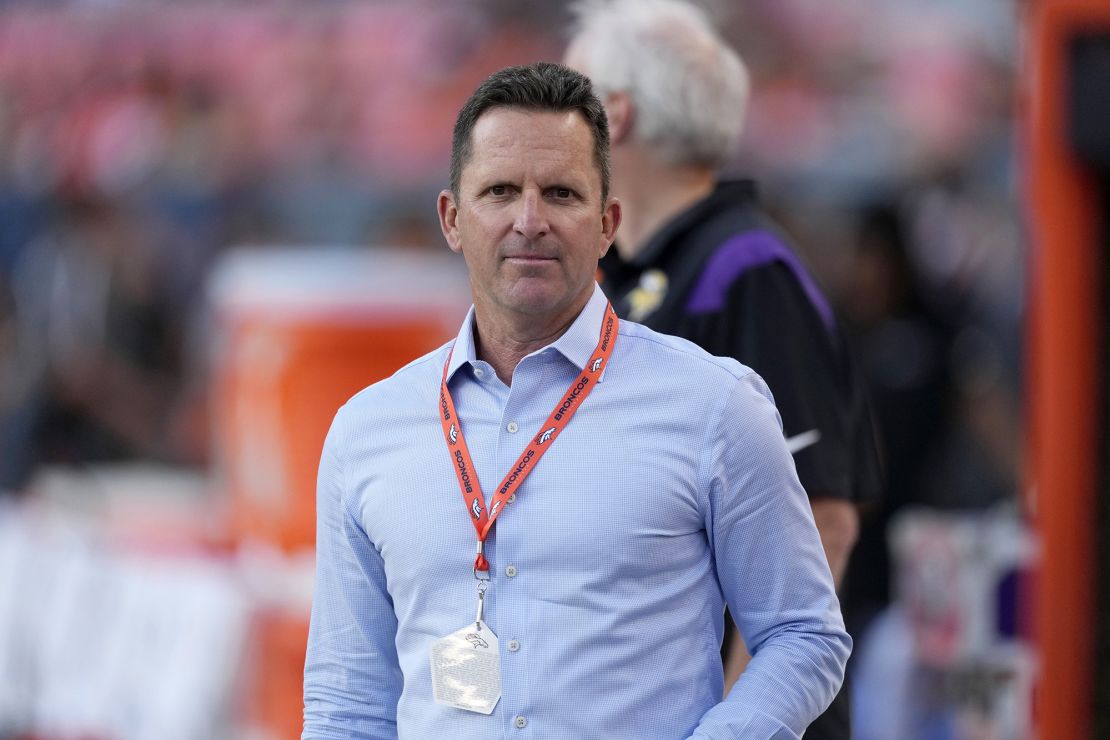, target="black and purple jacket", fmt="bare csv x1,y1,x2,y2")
601,179,883,506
